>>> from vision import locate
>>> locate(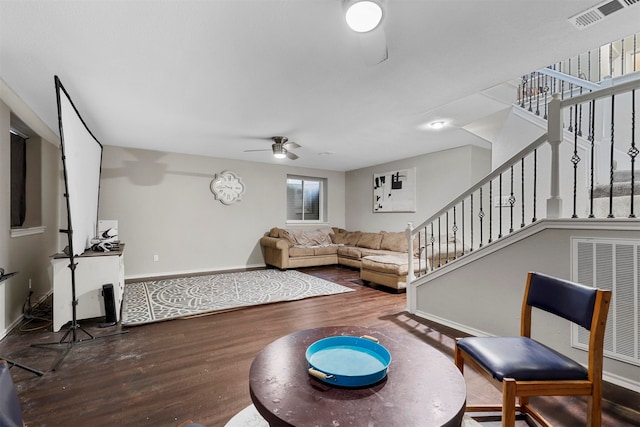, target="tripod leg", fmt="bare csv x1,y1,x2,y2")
1,356,44,376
